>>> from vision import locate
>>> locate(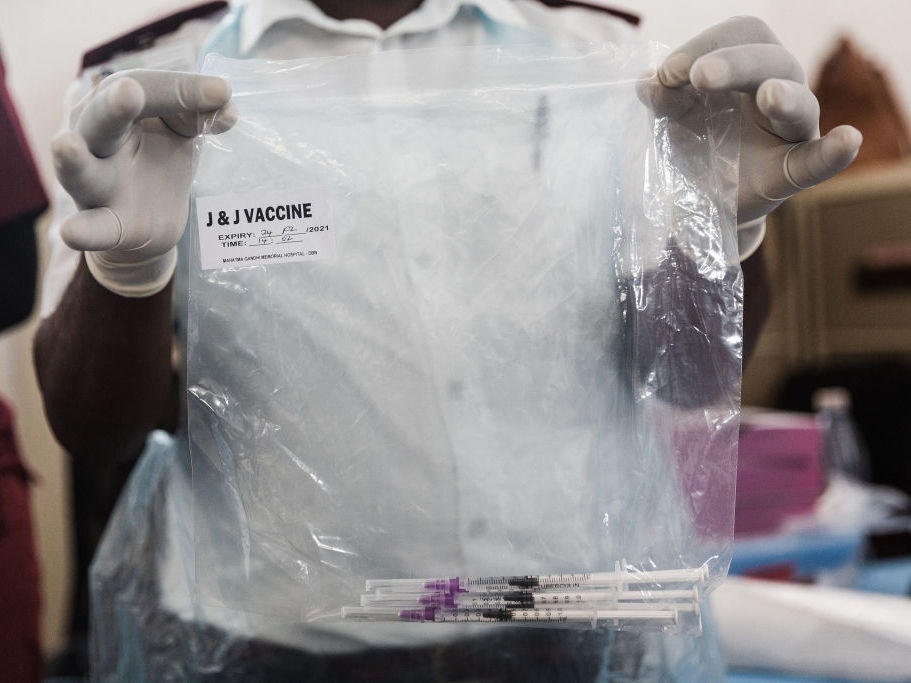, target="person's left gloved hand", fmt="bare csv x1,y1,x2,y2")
639,16,862,259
